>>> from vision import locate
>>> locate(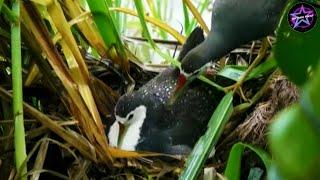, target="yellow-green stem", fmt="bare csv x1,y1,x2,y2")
11,0,27,178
